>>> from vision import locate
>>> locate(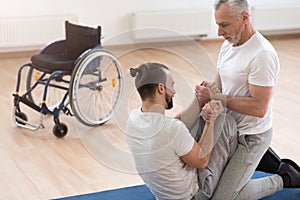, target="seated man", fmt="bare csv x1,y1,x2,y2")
126,62,238,199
